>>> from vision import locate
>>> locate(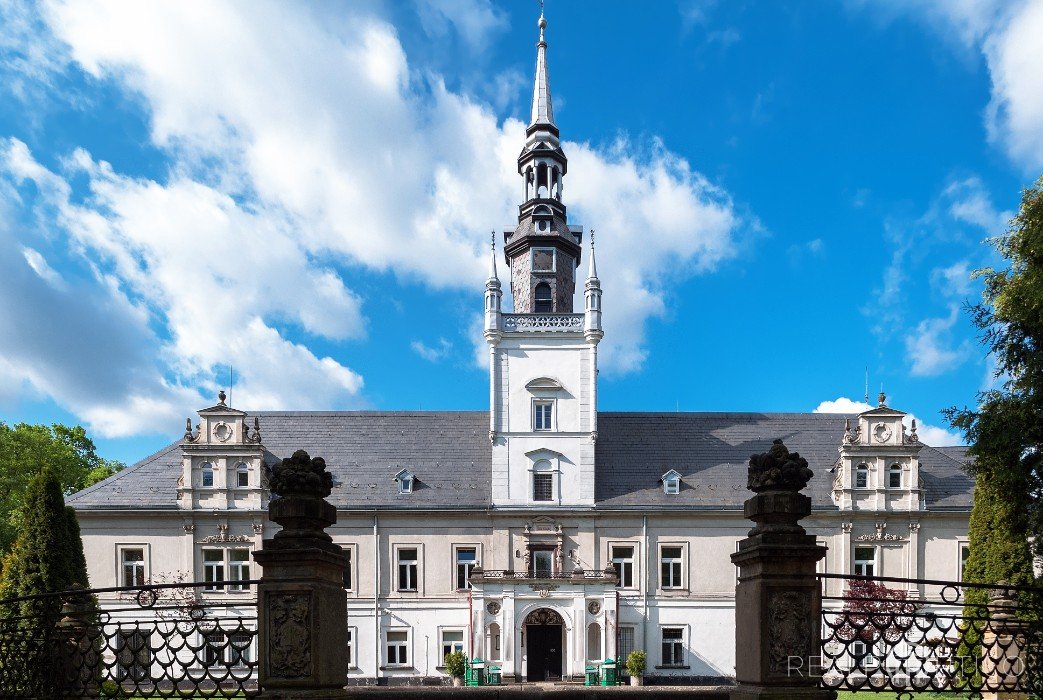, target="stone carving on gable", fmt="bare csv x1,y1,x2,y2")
855,522,904,542
267,593,312,678
767,590,811,674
